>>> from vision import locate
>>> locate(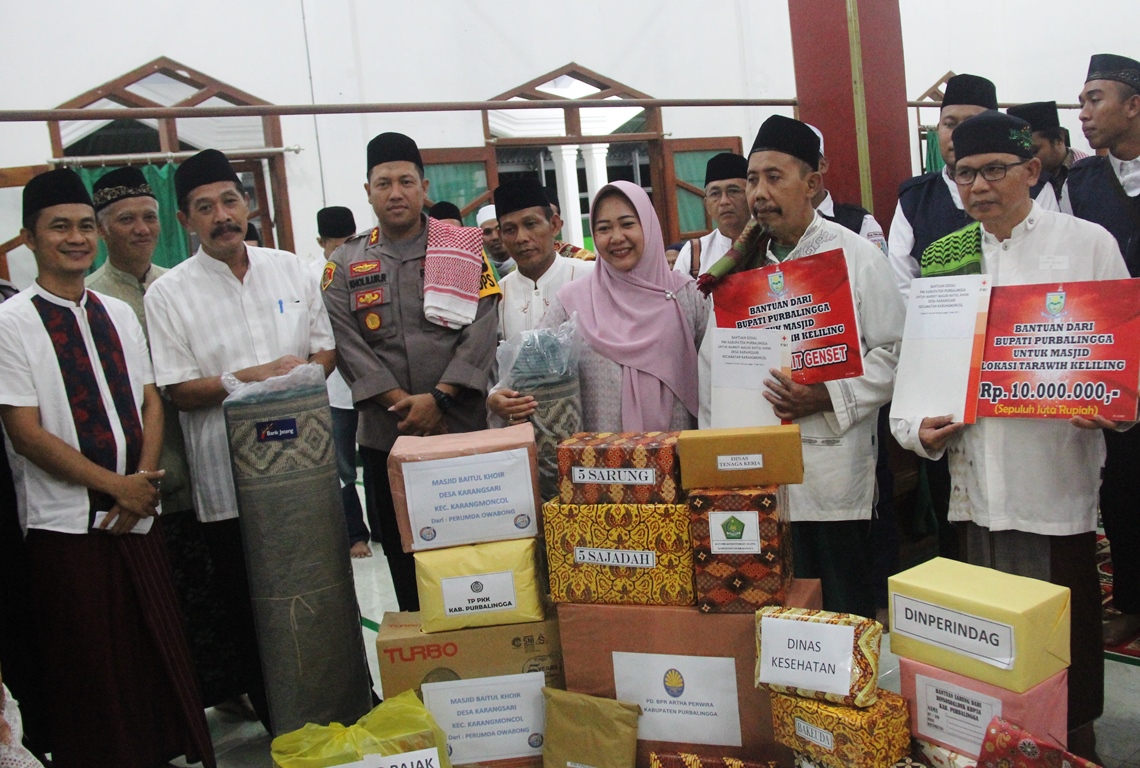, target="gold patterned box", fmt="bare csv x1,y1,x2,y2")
689,487,792,613
771,690,910,768
543,500,694,605
650,753,779,768
557,432,681,505
414,538,544,633
755,608,882,708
